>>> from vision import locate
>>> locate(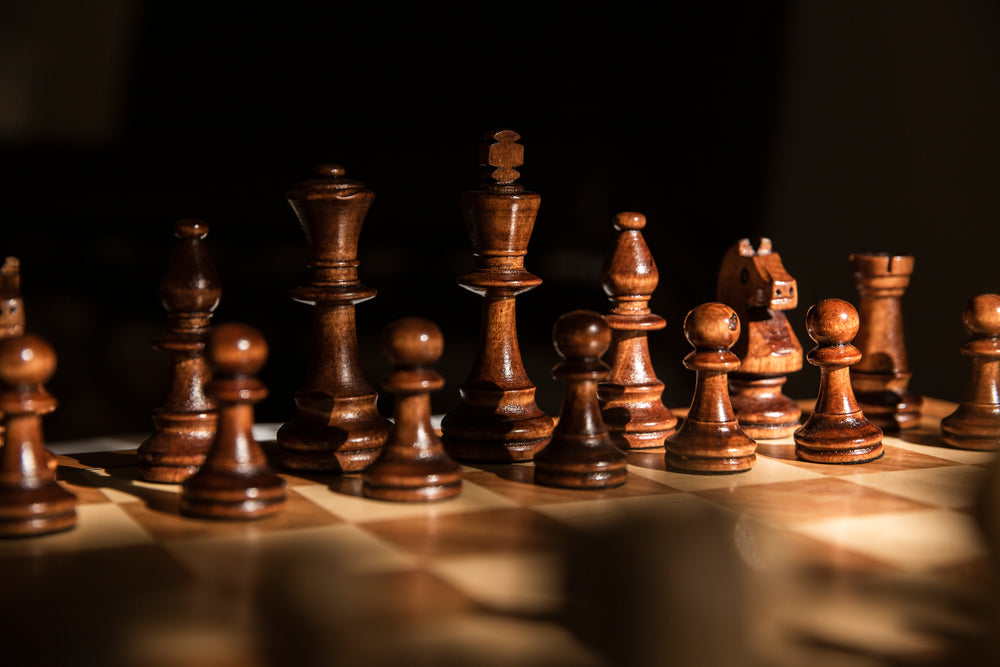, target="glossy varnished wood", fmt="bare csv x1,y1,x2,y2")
534,310,627,489
0,257,25,339
794,298,884,464
180,324,286,520
849,252,923,431
362,318,462,502
664,303,757,474
597,212,677,449
716,238,803,439
440,129,554,462
276,165,392,472
0,333,76,537
138,220,221,483
941,294,1000,450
